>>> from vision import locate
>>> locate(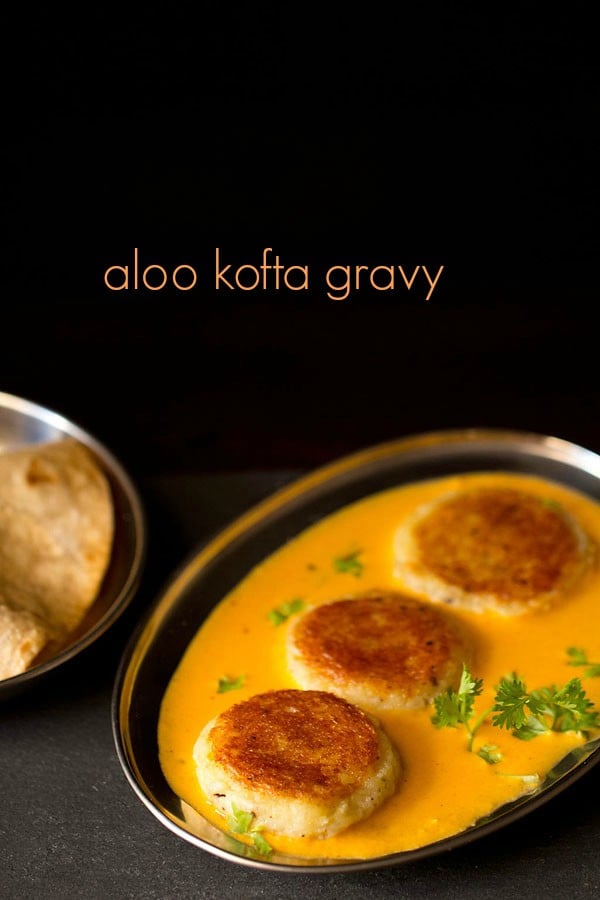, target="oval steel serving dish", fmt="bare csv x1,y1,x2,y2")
0,391,146,701
112,428,600,873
